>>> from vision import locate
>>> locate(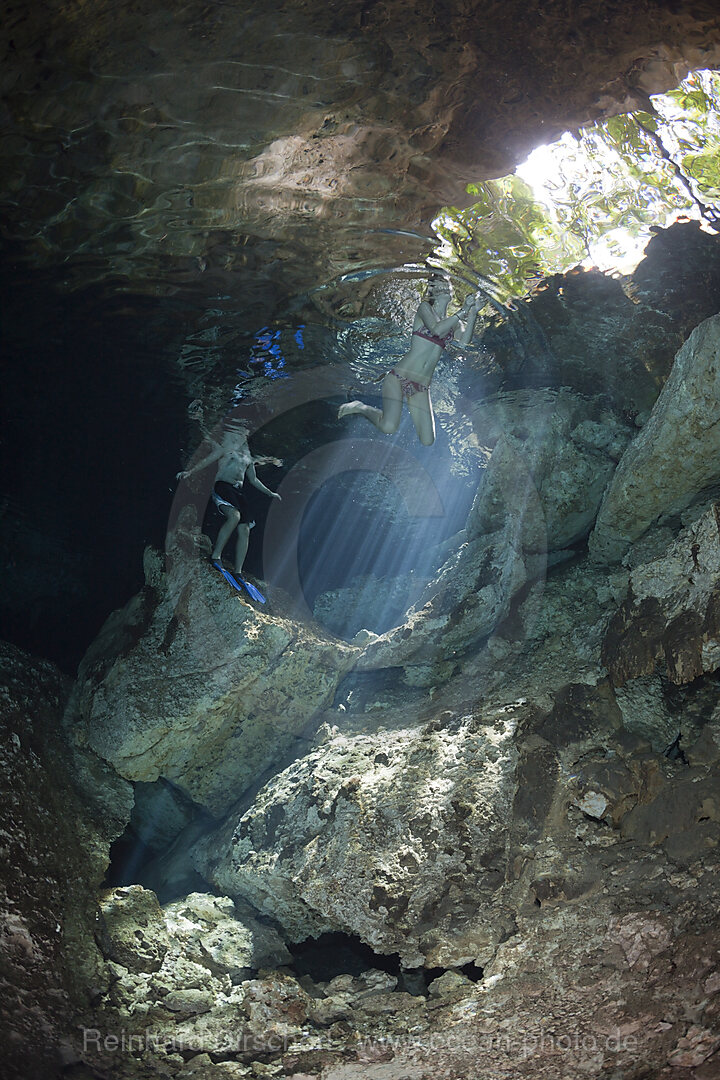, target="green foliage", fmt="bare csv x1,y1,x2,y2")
434,70,720,301
682,153,720,198
433,174,586,304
